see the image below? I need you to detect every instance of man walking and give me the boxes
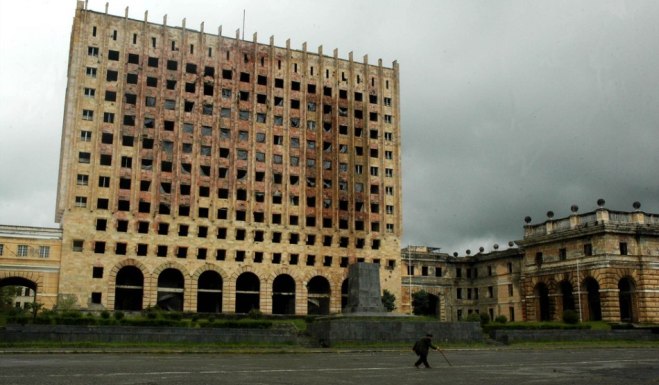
[413,333,438,368]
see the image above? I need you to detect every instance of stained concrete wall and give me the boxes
[307,318,483,346]
[490,328,659,344]
[0,324,298,344]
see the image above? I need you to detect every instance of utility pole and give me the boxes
[577,258,583,322]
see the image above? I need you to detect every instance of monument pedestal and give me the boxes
[343,262,386,314]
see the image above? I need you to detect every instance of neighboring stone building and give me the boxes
[0,225,62,309]
[402,202,659,324]
[401,245,523,322]
[52,2,402,314]
[517,202,659,323]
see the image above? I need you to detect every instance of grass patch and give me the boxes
[504,339,659,349]
[0,340,298,350]
[330,341,489,349]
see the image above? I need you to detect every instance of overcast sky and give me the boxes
[1,0,657,255]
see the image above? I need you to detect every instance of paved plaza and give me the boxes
[1,348,658,385]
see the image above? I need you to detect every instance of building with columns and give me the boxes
[402,202,659,324]
[517,201,659,323]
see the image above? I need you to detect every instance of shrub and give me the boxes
[200,319,273,329]
[146,310,158,319]
[465,313,481,323]
[248,309,263,319]
[163,312,183,321]
[411,290,431,316]
[61,310,82,318]
[479,313,490,326]
[33,315,54,325]
[100,310,110,319]
[381,290,396,312]
[113,311,125,320]
[494,315,508,324]
[562,310,579,324]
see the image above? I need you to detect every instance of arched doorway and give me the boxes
[307,276,330,315]
[0,277,37,310]
[618,277,636,323]
[197,271,222,313]
[428,293,440,318]
[560,280,575,311]
[341,279,349,310]
[584,277,602,321]
[157,268,184,311]
[115,266,143,311]
[235,272,260,313]
[272,274,296,315]
[535,282,551,321]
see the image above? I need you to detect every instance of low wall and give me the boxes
[490,329,659,344]
[0,324,299,344]
[307,317,483,347]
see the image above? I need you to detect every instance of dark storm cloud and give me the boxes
[0,0,657,253]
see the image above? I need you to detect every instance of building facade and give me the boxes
[401,245,523,322]
[402,203,659,324]
[0,225,62,309]
[517,203,659,323]
[52,2,402,314]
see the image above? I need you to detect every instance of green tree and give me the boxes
[381,290,396,312]
[412,290,431,315]
[24,301,44,321]
[0,286,22,310]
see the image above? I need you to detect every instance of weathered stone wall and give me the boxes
[0,324,298,344]
[307,318,483,346]
[491,328,659,344]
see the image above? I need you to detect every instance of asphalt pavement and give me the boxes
[1,348,658,385]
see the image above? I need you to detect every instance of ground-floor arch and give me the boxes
[341,279,349,310]
[428,293,440,318]
[197,270,222,313]
[157,268,184,311]
[272,274,296,315]
[0,276,37,309]
[584,277,602,321]
[618,277,637,323]
[534,282,551,321]
[235,272,260,313]
[114,266,144,311]
[307,276,330,315]
[559,280,575,312]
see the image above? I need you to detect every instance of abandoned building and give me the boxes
[403,202,659,324]
[1,3,658,325]
[48,1,403,314]
[517,201,659,324]
[0,225,62,310]
[401,245,524,321]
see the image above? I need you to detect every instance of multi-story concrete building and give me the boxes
[517,201,659,323]
[52,2,402,314]
[401,245,523,322]
[0,225,62,309]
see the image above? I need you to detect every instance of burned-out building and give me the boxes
[404,202,659,324]
[51,2,402,314]
[517,202,659,323]
[401,245,523,322]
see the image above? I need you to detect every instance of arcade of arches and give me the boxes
[525,273,642,323]
[110,264,348,315]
